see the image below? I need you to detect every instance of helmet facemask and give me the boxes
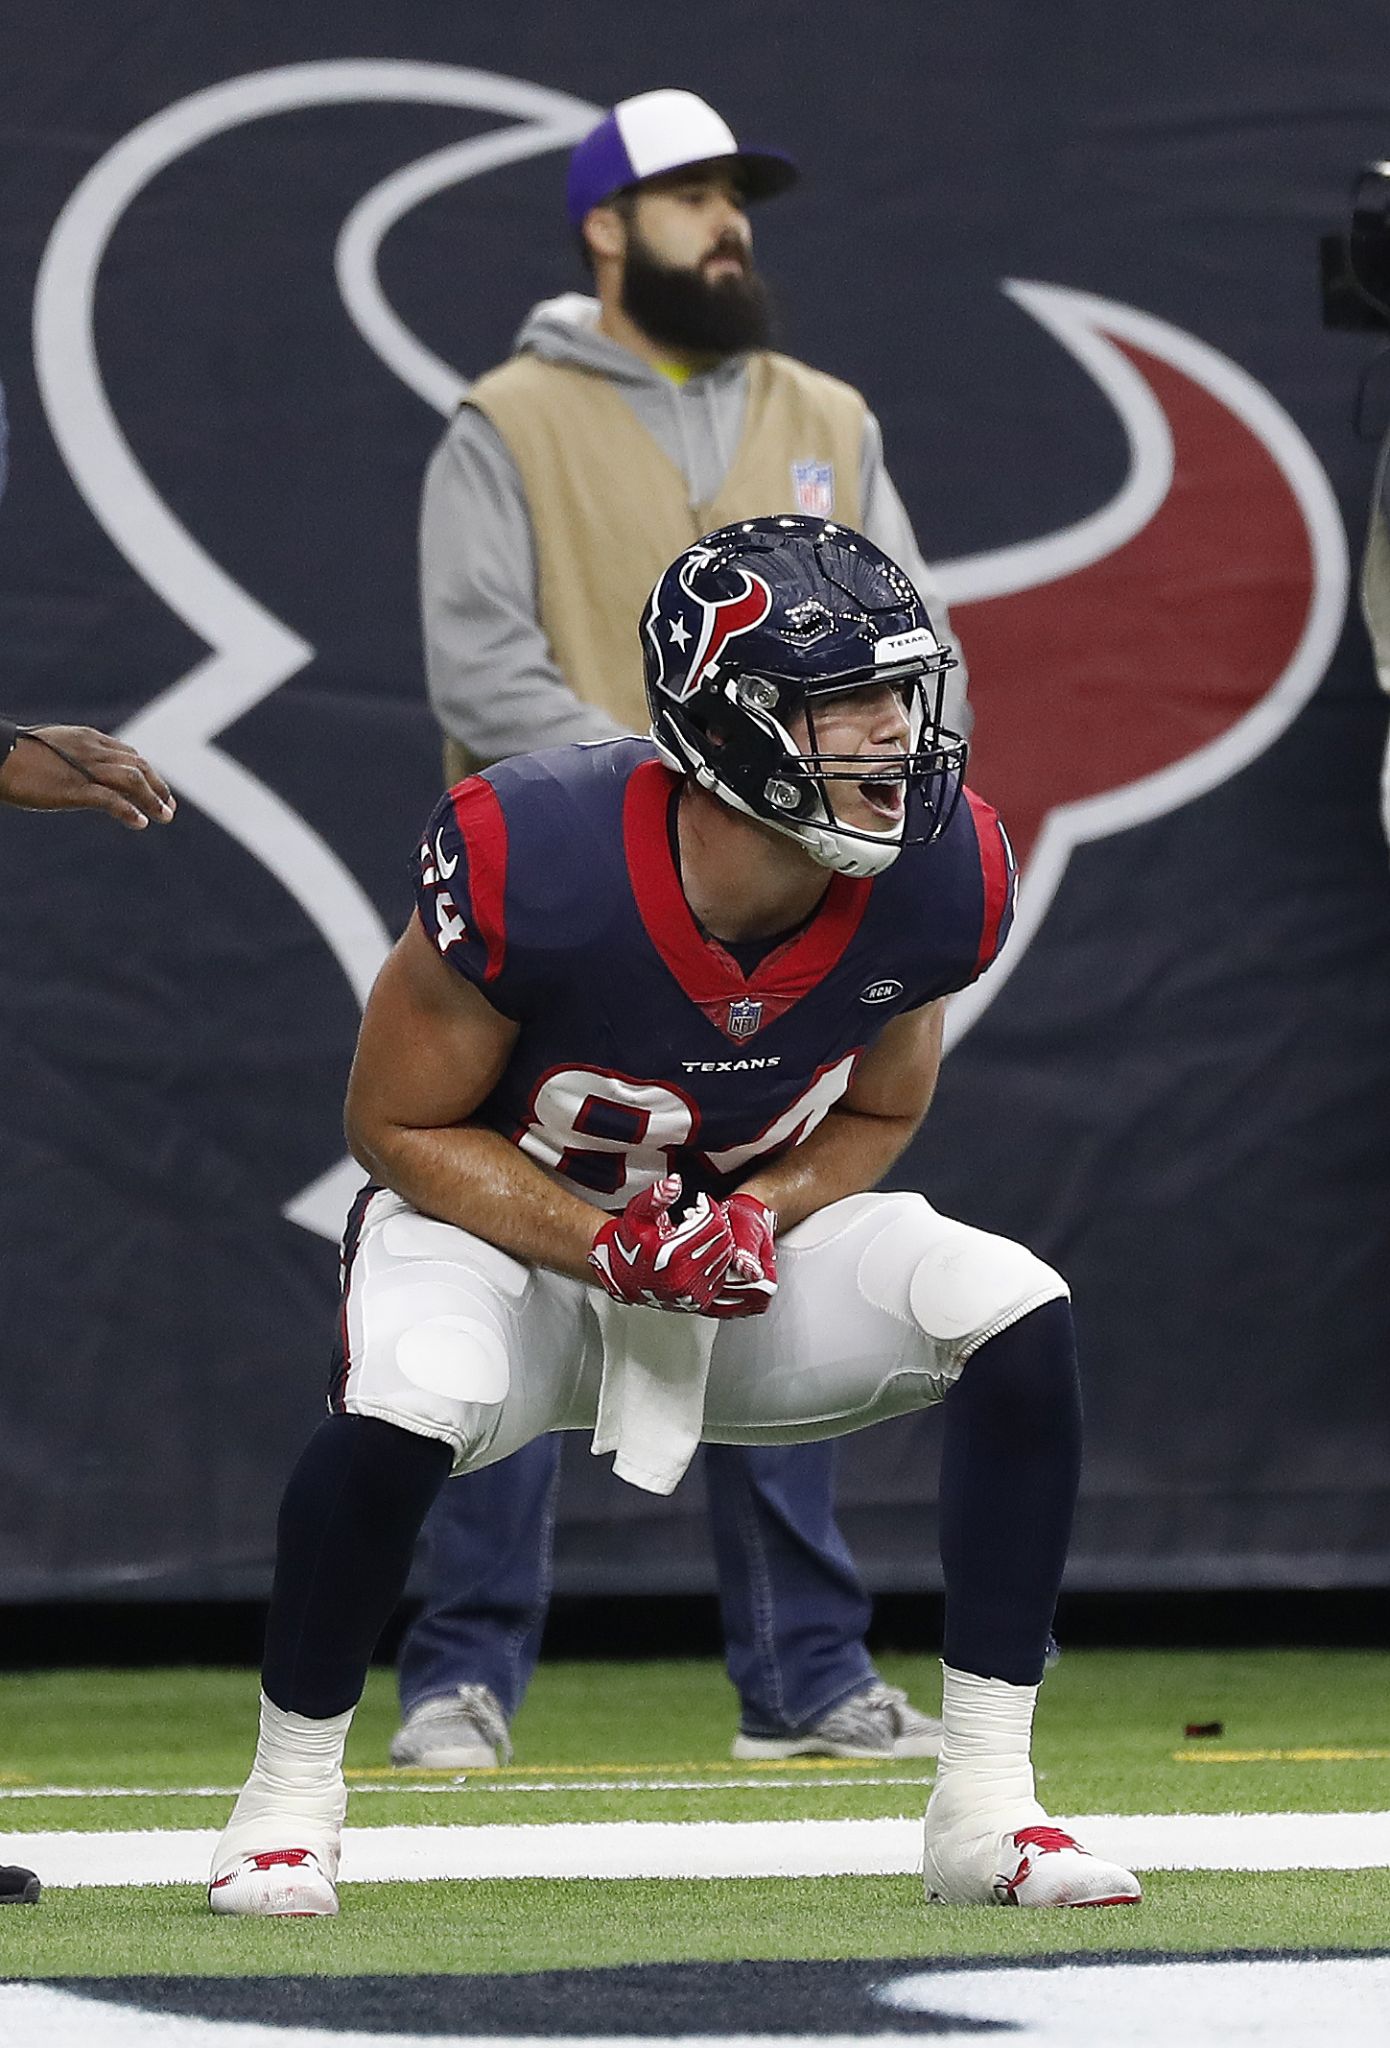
[660,642,965,878]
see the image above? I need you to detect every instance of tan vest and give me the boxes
[448,351,865,778]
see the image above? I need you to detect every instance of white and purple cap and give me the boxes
[567,89,798,228]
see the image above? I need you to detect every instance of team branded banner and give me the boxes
[1,1,1387,1597]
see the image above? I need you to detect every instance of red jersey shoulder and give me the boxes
[961,786,1017,980]
[872,780,1018,998]
[416,777,510,992]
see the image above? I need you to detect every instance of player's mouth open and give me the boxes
[858,773,905,822]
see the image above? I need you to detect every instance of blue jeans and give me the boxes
[397,1437,877,1734]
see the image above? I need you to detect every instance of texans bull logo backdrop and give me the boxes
[32,59,1348,1227]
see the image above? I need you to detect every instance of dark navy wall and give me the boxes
[1,1,1386,1595]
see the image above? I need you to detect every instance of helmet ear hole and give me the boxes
[696,697,740,751]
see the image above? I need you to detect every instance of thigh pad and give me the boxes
[791,1190,1067,1363]
[339,1193,593,1467]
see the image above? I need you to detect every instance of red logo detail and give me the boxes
[998,1827,1082,1903]
[679,566,774,697]
[954,327,1321,870]
[1013,1825,1082,1854]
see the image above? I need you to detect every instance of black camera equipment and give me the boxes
[1322,162,1390,332]
[1323,163,1390,439]
[1318,161,1383,329]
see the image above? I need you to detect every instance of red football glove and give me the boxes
[588,1174,735,1313]
[707,1192,779,1318]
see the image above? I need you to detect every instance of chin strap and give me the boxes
[796,820,903,878]
[655,726,904,877]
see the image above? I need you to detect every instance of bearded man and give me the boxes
[396,90,970,1775]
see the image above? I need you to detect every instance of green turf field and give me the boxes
[1,1648,1387,1976]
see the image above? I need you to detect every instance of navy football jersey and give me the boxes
[414,739,1015,1212]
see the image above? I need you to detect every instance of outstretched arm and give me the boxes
[0,723,175,829]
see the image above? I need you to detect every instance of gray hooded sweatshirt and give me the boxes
[420,294,969,764]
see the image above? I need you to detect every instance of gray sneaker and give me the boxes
[389,1684,513,1769]
[731,1680,942,1761]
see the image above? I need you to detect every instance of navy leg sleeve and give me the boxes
[262,1414,453,1719]
[938,1298,1082,1688]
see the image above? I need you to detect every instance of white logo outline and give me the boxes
[32,65,1348,1229]
[33,62,600,1237]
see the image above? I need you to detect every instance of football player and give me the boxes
[209,517,1140,1918]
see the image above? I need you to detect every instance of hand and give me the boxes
[588,1174,735,1313]
[708,1192,778,1318]
[0,725,176,829]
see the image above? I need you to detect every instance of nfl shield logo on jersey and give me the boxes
[727,997,764,1040]
[791,459,835,518]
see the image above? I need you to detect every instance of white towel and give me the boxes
[590,1296,719,1495]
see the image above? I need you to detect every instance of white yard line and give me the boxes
[9,1811,1390,1887]
[0,1775,931,1799]
[0,1786,239,1800]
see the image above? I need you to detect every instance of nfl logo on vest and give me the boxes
[791,460,834,518]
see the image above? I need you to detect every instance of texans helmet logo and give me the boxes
[651,555,775,702]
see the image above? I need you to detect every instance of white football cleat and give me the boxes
[208,1847,339,1917]
[208,1729,346,1919]
[924,1812,1142,1908]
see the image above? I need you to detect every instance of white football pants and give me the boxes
[335,1189,1068,1475]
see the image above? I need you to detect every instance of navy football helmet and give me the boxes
[641,517,965,877]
